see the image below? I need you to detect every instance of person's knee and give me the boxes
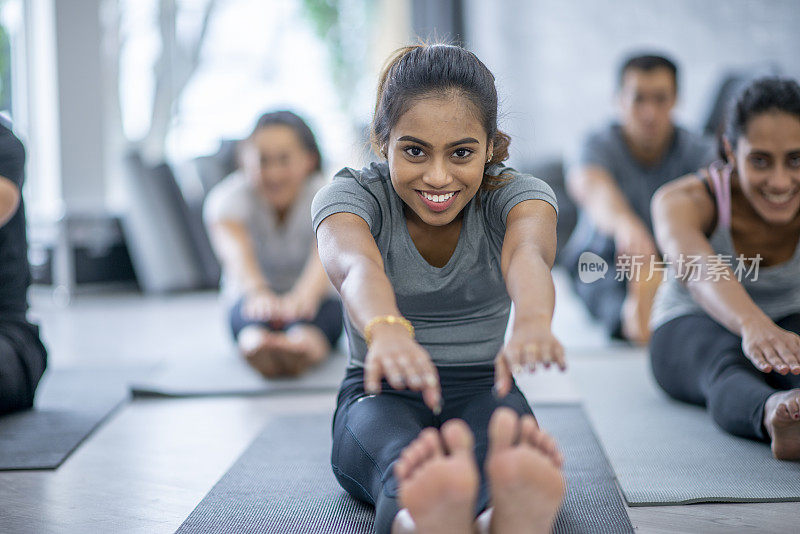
[0,330,46,414]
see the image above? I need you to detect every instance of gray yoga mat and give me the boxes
[131,352,583,404]
[570,354,800,506]
[0,367,137,470]
[130,352,348,397]
[177,407,632,534]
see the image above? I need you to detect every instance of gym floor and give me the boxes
[0,269,796,533]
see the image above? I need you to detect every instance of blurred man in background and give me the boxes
[563,54,716,343]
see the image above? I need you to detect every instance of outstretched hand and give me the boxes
[741,317,800,375]
[494,321,566,398]
[363,325,442,413]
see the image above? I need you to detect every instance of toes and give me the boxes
[489,407,520,453]
[521,415,563,467]
[396,428,442,481]
[441,419,475,454]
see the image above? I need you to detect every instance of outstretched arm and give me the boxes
[567,165,657,257]
[652,175,800,374]
[281,239,335,321]
[316,212,441,411]
[495,199,565,397]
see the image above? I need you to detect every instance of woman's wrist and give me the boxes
[511,310,552,330]
[364,315,415,347]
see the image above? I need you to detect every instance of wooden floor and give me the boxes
[0,271,797,533]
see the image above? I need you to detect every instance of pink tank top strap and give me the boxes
[708,160,732,229]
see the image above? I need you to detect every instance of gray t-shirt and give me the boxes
[311,162,558,368]
[204,171,324,300]
[564,122,716,264]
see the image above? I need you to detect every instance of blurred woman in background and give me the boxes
[204,111,342,378]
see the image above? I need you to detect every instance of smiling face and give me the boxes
[386,93,491,228]
[727,111,800,225]
[240,125,318,213]
[618,67,677,149]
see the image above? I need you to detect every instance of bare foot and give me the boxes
[486,408,565,534]
[286,324,331,366]
[763,389,800,460]
[239,327,305,378]
[394,419,479,534]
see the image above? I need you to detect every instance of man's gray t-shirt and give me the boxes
[564,123,716,264]
[311,162,558,368]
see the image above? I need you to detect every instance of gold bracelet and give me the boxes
[364,315,414,347]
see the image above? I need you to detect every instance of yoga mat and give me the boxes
[130,352,348,397]
[132,351,583,404]
[176,407,632,534]
[0,367,138,470]
[570,354,800,506]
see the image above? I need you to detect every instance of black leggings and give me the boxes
[650,312,800,441]
[0,319,47,415]
[228,296,343,347]
[331,364,534,534]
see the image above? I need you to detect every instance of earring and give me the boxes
[486,152,493,163]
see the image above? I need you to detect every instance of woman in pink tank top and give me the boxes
[649,77,800,460]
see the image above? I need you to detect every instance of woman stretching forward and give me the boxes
[313,44,566,533]
[650,77,800,460]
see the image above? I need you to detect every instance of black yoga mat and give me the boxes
[0,367,138,470]
[177,406,632,534]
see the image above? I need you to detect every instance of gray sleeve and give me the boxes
[574,130,612,170]
[202,175,250,226]
[484,170,559,235]
[311,169,382,235]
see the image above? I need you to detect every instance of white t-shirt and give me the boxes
[203,171,325,300]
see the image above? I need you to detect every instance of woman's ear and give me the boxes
[486,140,494,163]
[722,136,735,166]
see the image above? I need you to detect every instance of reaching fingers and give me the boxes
[494,352,513,398]
[522,342,544,371]
[552,341,567,371]
[504,345,524,375]
[381,356,406,389]
[364,358,384,394]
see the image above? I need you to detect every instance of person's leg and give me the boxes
[437,366,534,515]
[229,297,303,377]
[437,366,564,533]
[650,314,776,440]
[331,368,435,534]
[0,320,47,414]
[283,298,344,367]
[572,264,626,340]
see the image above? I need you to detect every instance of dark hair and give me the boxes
[719,77,800,162]
[618,54,678,92]
[371,43,511,190]
[244,110,322,172]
